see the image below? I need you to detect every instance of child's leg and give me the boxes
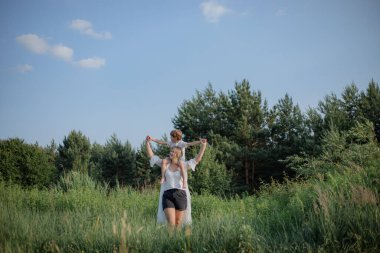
[179,160,187,189]
[160,158,168,184]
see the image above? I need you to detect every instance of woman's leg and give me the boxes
[164,207,176,231]
[175,210,185,227]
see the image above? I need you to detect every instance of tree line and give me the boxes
[0,79,379,195]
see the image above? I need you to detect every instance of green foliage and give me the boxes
[268,94,306,151]
[88,142,104,182]
[135,141,159,188]
[342,83,362,121]
[57,130,91,174]
[188,145,231,196]
[173,83,220,141]
[318,92,350,132]
[360,79,380,142]
[173,79,380,192]
[2,79,380,197]
[173,80,267,191]
[100,134,136,187]
[209,133,245,190]
[265,93,313,179]
[0,138,56,188]
[0,145,379,252]
[55,170,100,192]
[304,107,324,154]
[287,120,380,178]
[318,81,380,143]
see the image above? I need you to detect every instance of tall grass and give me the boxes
[1,161,379,252]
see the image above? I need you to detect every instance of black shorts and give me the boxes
[162,189,187,211]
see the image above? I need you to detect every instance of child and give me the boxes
[150,129,202,189]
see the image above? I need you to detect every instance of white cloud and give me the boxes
[16,34,74,62]
[276,8,287,16]
[70,19,112,40]
[70,19,92,30]
[16,34,49,54]
[14,64,33,73]
[16,33,105,70]
[76,57,105,69]
[50,44,73,62]
[200,0,231,23]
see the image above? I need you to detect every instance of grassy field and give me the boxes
[1,160,379,253]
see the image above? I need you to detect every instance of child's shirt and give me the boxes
[167,140,188,160]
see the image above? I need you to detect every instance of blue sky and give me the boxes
[1,0,379,148]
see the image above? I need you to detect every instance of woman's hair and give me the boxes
[170,147,183,161]
[170,129,182,141]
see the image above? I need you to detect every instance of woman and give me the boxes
[146,136,207,228]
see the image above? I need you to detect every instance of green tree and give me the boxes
[173,84,219,141]
[316,81,380,143]
[44,139,59,182]
[88,142,104,182]
[0,138,56,188]
[265,94,310,179]
[135,141,159,188]
[187,145,231,196]
[172,79,379,192]
[342,83,362,121]
[228,80,265,188]
[173,80,266,186]
[173,80,267,191]
[100,134,136,187]
[268,94,307,152]
[318,83,365,134]
[209,133,244,193]
[318,93,350,132]
[360,79,380,142]
[304,107,324,154]
[57,130,91,174]
[288,120,379,178]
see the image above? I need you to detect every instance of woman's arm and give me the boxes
[194,139,207,164]
[186,139,202,147]
[146,136,155,158]
[149,136,168,145]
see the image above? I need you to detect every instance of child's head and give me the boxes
[170,129,182,143]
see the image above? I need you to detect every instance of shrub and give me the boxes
[0,138,56,188]
[287,121,380,178]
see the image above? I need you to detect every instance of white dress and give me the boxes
[150,155,197,225]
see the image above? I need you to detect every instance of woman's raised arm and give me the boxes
[146,136,154,158]
[194,139,207,164]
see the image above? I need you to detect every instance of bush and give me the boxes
[188,145,231,196]
[55,171,99,192]
[0,138,56,188]
[287,121,380,178]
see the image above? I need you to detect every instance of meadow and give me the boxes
[1,159,379,253]
[2,81,380,252]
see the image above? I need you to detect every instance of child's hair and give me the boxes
[170,129,182,141]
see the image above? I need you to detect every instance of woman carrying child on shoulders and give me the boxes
[149,129,203,189]
[146,134,207,228]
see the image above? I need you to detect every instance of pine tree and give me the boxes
[57,130,91,174]
[135,141,159,188]
[100,134,136,187]
[360,79,380,142]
